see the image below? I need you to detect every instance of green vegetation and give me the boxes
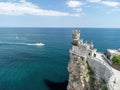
[72,75,78,81]
[88,66,94,75]
[101,83,108,90]
[112,55,120,66]
[86,63,94,75]
[101,80,108,90]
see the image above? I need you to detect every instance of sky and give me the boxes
[0,0,120,27]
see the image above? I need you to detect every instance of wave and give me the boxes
[0,42,45,46]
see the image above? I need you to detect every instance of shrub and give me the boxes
[112,55,120,66]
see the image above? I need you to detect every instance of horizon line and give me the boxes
[0,27,120,28]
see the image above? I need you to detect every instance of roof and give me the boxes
[107,49,120,55]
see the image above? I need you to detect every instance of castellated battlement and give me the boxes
[67,29,120,90]
[71,30,97,60]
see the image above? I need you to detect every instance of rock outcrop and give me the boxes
[67,53,108,90]
[67,54,90,90]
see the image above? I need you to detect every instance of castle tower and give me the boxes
[72,30,80,46]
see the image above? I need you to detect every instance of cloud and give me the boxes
[67,0,83,8]
[20,0,26,3]
[88,0,120,8]
[66,0,83,13]
[88,0,101,3]
[88,0,120,7]
[76,8,82,12]
[101,1,120,7]
[0,0,76,16]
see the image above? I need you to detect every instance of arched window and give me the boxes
[89,53,91,56]
[94,53,96,57]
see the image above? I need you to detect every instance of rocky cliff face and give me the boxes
[67,54,108,90]
[67,54,90,90]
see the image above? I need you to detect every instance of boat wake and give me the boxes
[0,42,45,46]
[27,43,45,46]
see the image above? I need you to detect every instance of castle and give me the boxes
[67,30,120,90]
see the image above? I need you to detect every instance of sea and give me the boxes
[0,28,120,90]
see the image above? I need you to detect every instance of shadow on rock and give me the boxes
[44,79,68,90]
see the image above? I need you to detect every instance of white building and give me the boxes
[105,49,120,60]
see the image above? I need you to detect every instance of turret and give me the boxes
[72,30,80,46]
[90,42,94,49]
[72,30,80,40]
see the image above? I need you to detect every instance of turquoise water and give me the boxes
[0,28,120,90]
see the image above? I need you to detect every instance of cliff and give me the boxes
[67,53,107,90]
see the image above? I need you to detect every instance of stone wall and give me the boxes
[87,57,112,81]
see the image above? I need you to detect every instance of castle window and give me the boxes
[94,53,96,57]
[81,57,84,61]
[89,53,91,56]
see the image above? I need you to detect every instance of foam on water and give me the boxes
[0,42,45,46]
[27,43,45,46]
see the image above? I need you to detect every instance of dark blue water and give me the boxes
[0,28,120,90]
